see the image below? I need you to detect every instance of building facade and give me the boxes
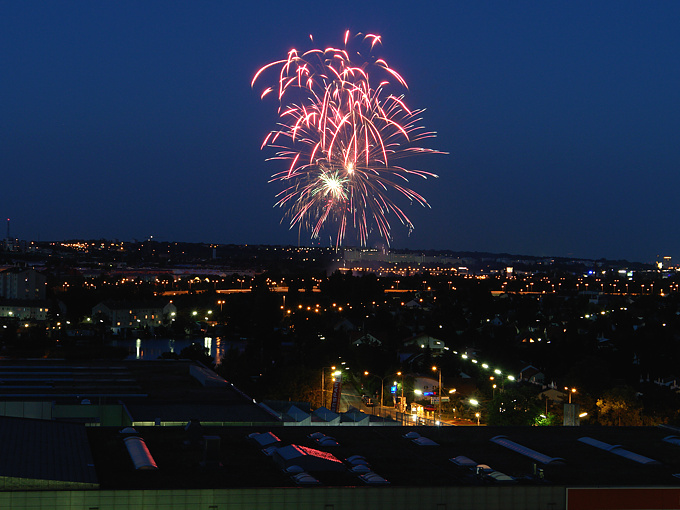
[0,268,46,300]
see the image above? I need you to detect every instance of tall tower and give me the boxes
[6,218,9,240]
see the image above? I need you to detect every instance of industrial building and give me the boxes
[0,360,679,509]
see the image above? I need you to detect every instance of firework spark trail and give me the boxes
[253,31,445,246]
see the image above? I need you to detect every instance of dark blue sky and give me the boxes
[2,1,679,262]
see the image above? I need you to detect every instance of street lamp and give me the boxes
[396,371,404,411]
[364,371,386,413]
[321,366,336,408]
[432,365,442,424]
[565,387,577,404]
[470,398,480,425]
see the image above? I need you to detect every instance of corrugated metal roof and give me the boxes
[84,425,680,489]
[0,416,98,485]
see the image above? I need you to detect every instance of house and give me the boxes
[92,299,177,334]
[405,299,422,309]
[0,299,50,320]
[519,365,545,385]
[539,387,570,404]
[403,334,446,353]
[351,332,382,347]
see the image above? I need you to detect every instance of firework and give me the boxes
[253,30,444,246]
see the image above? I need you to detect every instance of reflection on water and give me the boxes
[110,336,229,362]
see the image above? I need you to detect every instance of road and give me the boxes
[336,377,479,426]
[338,382,421,425]
[338,379,399,419]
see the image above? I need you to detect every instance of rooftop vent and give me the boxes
[346,455,369,466]
[123,436,158,470]
[663,435,680,447]
[449,456,477,468]
[291,472,320,485]
[412,436,439,446]
[490,435,565,465]
[350,464,371,474]
[486,471,516,484]
[578,436,660,465]
[262,446,279,456]
[475,464,493,475]
[359,472,390,485]
[318,437,339,447]
[249,431,281,447]
[308,432,339,446]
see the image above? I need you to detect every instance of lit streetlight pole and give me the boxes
[321,366,336,408]
[432,366,442,424]
[397,371,404,411]
[470,398,480,426]
[563,387,579,426]
[565,387,576,404]
[364,371,386,414]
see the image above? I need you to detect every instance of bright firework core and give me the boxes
[253,31,445,246]
[318,171,347,200]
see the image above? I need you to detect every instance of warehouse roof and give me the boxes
[86,424,680,490]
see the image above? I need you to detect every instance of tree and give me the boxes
[596,386,643,426]
[257,364,322,408]
[486,386,542,426]
[534,412,560,426]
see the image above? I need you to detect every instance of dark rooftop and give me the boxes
[87,424,680,490]
[0,359,277,424]
[0,416,98,490]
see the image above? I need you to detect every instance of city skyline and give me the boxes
[2,2,679,263]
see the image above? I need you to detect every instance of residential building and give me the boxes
[0,268,46,300]
[92,299,177,333]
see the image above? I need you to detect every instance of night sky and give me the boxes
[2,1,679,263]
